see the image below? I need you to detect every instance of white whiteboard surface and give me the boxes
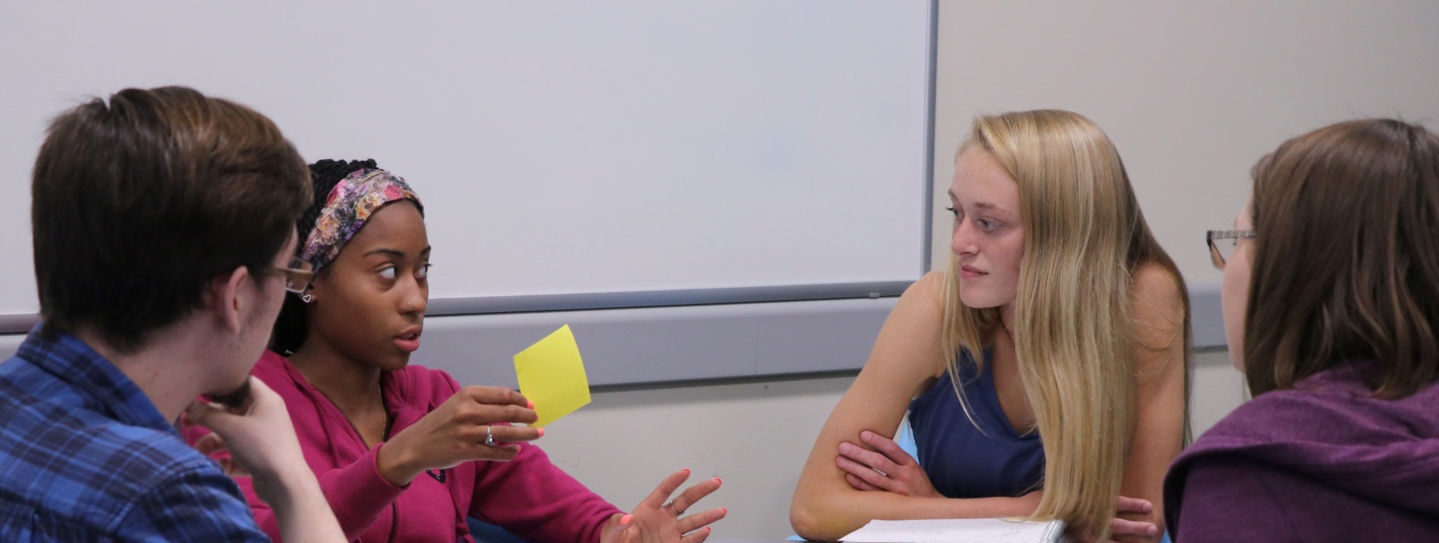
[0,1,933,316]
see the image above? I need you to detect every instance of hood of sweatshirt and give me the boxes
[1169,360,1439,517]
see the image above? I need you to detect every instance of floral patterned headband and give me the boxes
[300,168,422,272]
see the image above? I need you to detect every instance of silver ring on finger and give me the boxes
[872,466,889,477]
[485,425,496,447]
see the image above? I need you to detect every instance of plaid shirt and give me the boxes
[0,327,268,542]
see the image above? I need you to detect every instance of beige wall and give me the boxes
[928,1,1439,283]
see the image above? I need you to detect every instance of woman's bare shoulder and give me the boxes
[1129,262,1186,365]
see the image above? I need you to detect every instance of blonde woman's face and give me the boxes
[949,147,1024,311]
[1222,193,1256,371]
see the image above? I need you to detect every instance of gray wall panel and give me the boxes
[1189,283,1225,350]
[0,286,1222,383]
[411,298,898,388]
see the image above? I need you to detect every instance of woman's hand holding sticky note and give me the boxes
[514,324,591,427]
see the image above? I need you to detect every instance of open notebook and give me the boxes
[840,518,1066,543]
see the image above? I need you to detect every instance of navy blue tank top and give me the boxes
[907,348,1045,498]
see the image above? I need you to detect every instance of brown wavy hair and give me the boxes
[32,86,311,352]
[1245,118,1439,398]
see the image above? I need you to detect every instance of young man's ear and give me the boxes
[207,266,251,335]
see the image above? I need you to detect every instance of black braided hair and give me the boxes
[269,158,380,355]
[298,158,378,240]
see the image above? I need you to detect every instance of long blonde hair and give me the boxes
[940,110,1190,540]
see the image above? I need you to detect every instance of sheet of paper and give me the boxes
[840,518,1066,543]
[513,324,591,427]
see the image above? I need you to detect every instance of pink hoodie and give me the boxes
[184,350,621,542]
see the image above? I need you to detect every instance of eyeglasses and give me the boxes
[272,257,314,295]
[1206,229,1256,269]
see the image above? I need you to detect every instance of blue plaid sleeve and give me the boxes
[116,466,270,542]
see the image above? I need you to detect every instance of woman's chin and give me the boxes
[365,350,413,373]
[958,291,1004,310]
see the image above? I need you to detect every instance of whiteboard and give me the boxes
[0,1,934,316]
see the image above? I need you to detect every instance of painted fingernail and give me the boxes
[705,527,712,533]
[621,514,633,525]
[528,400,535,409]
[720,507,728,515]
[537,428,545,437]
[714,477,722,485]
[683,468,691,474]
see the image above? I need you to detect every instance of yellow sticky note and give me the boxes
[514,325,591,427]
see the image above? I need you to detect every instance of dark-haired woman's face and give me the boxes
[305,202,429,371]
[1222,193,1255,371]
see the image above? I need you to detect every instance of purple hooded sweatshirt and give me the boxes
[1164,361,1439,542]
